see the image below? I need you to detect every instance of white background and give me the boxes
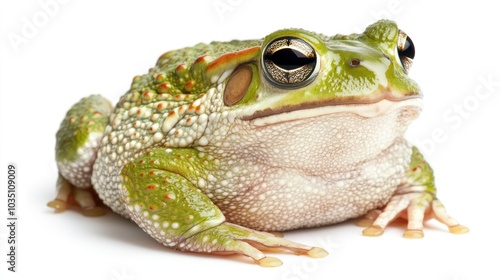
[1,0,499,279]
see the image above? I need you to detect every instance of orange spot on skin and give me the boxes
[195,105,205,114]
[194,55,209,65]
[145,185,156,191]
[155,74,165,82]
[157,103,165,110]
[184,80,195,91]
[136,109,142,115]
[149,205,157,211]
[149,171,156,175]
[159,82,171,93]
[168,111,176,117]
[140,173,146,177]
[93,111,102,116]
[69,117,76,124]
[176,64,187,72]
[164,193,174,200]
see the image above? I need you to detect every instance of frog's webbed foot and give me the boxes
[357,147,468,238]
[47,174,106,217]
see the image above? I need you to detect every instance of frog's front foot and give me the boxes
[357,147,468,238]
[358,194,469,238]
[47,174,106,217]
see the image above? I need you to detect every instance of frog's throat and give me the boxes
[247,98,423,127]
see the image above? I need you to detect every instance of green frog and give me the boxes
[48,20,468,267]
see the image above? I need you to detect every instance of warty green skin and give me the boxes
[53,20,468,265]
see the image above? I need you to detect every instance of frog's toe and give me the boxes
[307,247,329,258]
[356,209,382,228]
[47,199,68,212]
[448,225,469,234]
[255,248,326,266]
[362,225,385,237]
[47,175,72,213]
[81,206,106,217]
[431,200,469,234]
[74,188,106,217]
[257,256,283,267]
[403,229,424,239]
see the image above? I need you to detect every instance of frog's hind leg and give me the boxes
[120,147,328,266]
[359,146,469,238]
[48,95,112,217]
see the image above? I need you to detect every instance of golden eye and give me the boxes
[397,30,415,72]
[262,37,319,88]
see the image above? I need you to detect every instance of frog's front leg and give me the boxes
[120,148,327,266]
[358,146,469,238]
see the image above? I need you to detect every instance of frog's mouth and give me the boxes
[245,97,423,127]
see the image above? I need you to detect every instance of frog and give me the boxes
[48,19,468,267]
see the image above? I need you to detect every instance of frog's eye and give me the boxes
[397,30,415,72]
[262,37,319,88]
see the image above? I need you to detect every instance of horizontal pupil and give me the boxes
[268,48,315,70]
[400,37,415,59]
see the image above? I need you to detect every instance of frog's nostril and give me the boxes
[349,58,361,67]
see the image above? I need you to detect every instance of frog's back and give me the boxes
[91,39,261,215]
